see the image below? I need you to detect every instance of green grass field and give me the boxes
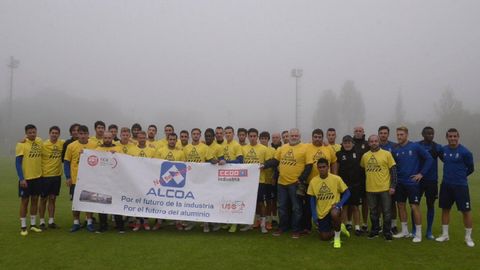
[0,157,479,270]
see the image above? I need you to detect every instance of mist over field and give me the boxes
[1,0,479,155]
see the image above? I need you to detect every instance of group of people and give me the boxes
[15,121,475,248]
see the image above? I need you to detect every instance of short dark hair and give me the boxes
[191,128,201,134]
[205,128,215,136]
[259,131,270,139]
[24,124,36,133]
[137,131,147,136]
[327,128,336,132]
[49,126,60,133]
[281,130,289,135]
[317,158,329,166]
[215,126,223,131]
[131,123,142,131]
[312,128,324,137]
[168,133,178,139]
[148,124,157,131]
[225,126,234,132]
[108,124,118,130]
[181,130,190,135]
[78,125,89,133]
[164,124,174,131]
[94,121,106,129]
[247,128,258,135]
[378,125,390,133]
[446,128,459,137]
[422,126,434,134]
[237,128,247,134]
[69,123,80,133]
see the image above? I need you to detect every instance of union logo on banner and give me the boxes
[160,162,187,188]
[87,155,99,166]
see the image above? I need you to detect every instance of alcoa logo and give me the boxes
[160,162,187,188]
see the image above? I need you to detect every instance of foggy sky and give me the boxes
[1,0,479,139]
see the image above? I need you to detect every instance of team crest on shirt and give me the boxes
[317,182,334,200]
[342,155,347,161]
[281,149,297,166]
[353,153,357,159]
[365,155,381,172]
[28,142,42,158]
[245,148,259,163]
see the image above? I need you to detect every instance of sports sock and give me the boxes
[415,225,422,237]
[442,225,449,236]
[87,218,93,225]
[20,218,27,228]
[355,225,360,230]
[334,231,341,239]
[465,228,473,239]
[391,219,397,228]
[260,217,266,227]
[427,208,434,234]
[49,217,54,224]
[73,219,80,225]
[30,215,36,226]
[401,222,408,234]
[40,218,45,225]
[347,220,352,226]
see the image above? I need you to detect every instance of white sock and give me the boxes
[355,225,360,230]
[415,225,422,237]
[391,219,397,228]
[73,219,80,225]
[362,223,368,227]
[465,228,473,239]
[334,230,341,239]
[347,220,352,225]
[260,217,266,227]
[442,224,449,236]
[87,218,93,225]
[40,218,45,225]
[20,218,27,228]
[401,222,408,234]
[48,217,54,224]
[30,215,36,226]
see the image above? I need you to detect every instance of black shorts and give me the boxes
[40,176,62,197]
[346,185,361,206]
[419,181,438,202]
[257,183,270,203]
[439,183,471,212]
[70,184,76,201]
[18,178,42,198]
[394,183,421,205]
[317,214,333,233]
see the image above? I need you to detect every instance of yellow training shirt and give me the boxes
[135,146,156,158]
[330,143,341,153]
[89,136,103,147]
[307,173,348,219]
[360,149,396,192]
[155,147,186,162]
[42,139,65,177]
[222,140,243,162]
[275,143,310,185]
[242,144,272,183]
[114,142,137,156]
[15,137,43,180]
[183,143,214,162]
[64,140,97,184]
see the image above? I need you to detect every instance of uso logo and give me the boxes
[87,155,99,166]
[218,169,248,177]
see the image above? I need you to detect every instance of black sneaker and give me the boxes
[39,223,47,230]
[385,234,393,241]
[361,225,368,233]
[355,229,362,236]
[346,224,353,231]
[48,223,59,229]
[368,231,379,239]
[391,226,398,235]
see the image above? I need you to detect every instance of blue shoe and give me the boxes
[86,224,95,232]
[426,233,435,240]
[70,224,81,232]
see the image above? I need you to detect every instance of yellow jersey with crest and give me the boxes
[305,144,337,183]
[41,139,65,177]
[275,143,310,185]
[307,173,348,219]
[360,149,396,192]
[207,143,224,159]
[89,136,103,148]
[114,142,137,156]
[183,143,214,162]
[15,137,43,180]
[155,147,186,162]
[64,140,97,184]
[242,144,272,183]
[222,140,243,162]
[135,146,156,158]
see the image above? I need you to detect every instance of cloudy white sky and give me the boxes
[1,0,479,137]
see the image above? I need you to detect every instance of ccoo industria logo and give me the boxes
[159,162,187,188]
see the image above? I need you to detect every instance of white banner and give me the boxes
[72,150,260,224]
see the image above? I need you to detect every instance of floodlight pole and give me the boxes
[291,68,303,130]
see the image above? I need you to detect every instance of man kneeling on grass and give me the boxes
[307,158,351,248]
